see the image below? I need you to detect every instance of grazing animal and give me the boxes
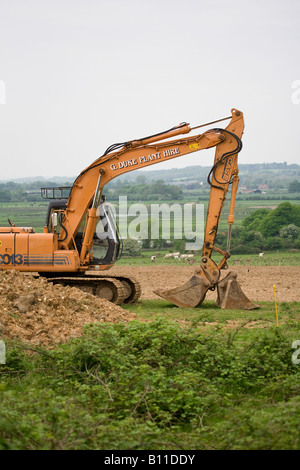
[151,256,156,262]
[164,252,180,259]
[259,252,264,259]
[180,254,194,260]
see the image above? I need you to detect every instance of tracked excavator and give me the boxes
[0,108,258,310]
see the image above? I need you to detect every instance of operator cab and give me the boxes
[91,202,121,266]
[41,187,121,266]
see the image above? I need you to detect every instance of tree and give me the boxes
[0,190,11,202]
[258,203,300,237]
[264,236,283,250]
[288,180,300,193]
[242,209,270,232]
[121,239,141,257]
[279,224,300,241]
[173,239,186,252]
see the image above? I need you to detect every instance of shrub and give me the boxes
[121,239,142,257]
[1,320,300,449]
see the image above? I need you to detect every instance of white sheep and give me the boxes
[151,256,156,262]
[180,254,194,260]
[259,252,264,259]
[164,252,180,259]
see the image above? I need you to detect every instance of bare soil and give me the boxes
[108,265,300,303]
[0,270,137,347]
[1,265,299,347]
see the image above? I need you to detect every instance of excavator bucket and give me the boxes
[216,271,259,310]
[154,270,259,310]
[153,275,211,308]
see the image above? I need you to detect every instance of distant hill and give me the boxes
[107,162,300,191]
[1,163,299,191]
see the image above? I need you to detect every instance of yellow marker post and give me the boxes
[273,285,279,327]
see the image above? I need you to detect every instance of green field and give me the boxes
[118,250,300,267]
[123,298,300,326]
[0,202,48,232]
[1,198,300,234]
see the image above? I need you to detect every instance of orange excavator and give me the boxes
[0,108,258,309]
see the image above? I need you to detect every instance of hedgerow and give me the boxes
[1,318,300,449]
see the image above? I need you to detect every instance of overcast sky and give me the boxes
[0,0,299,180]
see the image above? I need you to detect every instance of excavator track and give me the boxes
[87,274,142,304]
[109,275,142,304]
[40,274,142,305]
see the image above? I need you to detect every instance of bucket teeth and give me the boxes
[216,271,259,310]
[153,275,211,308]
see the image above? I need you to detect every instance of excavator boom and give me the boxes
[0,108,258,309]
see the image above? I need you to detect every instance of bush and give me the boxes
[280,224,300,241]
[121,239,142,257]
[288,180,300,192]
[294,237,300,249]
[260,203,300,237]
[1,320,300,449]
[264,236,283,250]
[242,203,300,238]
[242,208,270,231]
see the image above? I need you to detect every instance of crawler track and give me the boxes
[42,274,142,305]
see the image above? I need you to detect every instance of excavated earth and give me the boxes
[1,265,299,347]
[0,270,137,347]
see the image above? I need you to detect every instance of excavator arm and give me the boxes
[54,107,257,310]
[0,108,258,309]
[60,109,243,263]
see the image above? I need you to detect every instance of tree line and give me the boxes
[216,202,300,254]
[0,180,73,202]
[0,160,300,202]
[0,180,184,203]
[122,202,300,256]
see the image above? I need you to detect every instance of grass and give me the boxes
[118,250,300,266]
[122,299,300,328]
[0,202,48,232]
[1,197,300,234]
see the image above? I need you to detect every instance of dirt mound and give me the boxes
[0,271,137,347]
